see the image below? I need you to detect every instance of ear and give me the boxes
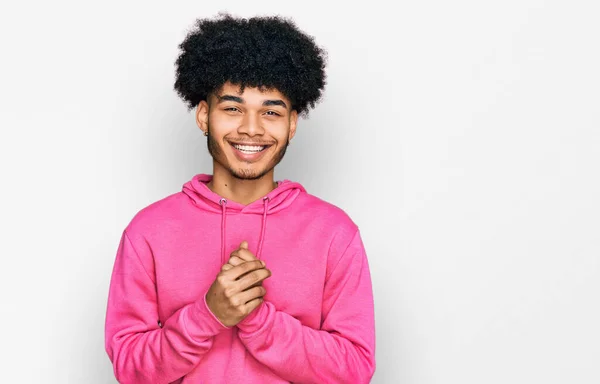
[288,109,298,142]
[195,100,209,134]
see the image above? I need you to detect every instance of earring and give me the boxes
[204,130,208,136]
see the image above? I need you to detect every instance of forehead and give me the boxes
[213,82,289,104]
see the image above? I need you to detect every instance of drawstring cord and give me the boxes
[218,196,270,264]
[219,198,227,264]
[257,196,270,260]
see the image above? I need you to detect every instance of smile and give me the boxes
[231,143,269,153]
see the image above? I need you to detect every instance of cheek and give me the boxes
[210,113,240,132]
[266,120,290,138]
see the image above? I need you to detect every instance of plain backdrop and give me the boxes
[1,0,599,383]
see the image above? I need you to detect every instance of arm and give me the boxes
[104,230,230,384]
[236,229,376,384]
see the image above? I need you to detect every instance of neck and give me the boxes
[207,165,277,206]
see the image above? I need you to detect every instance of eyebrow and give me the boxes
[216,94,287,108]
[263,99,287,108]
[217,95,244,104]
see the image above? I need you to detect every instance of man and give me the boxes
[105,13,375,384]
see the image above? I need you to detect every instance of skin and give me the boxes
[196,81,298,205]
[204,255,271,327]
[201,81,298,326]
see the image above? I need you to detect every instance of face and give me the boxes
[196,82,298,181]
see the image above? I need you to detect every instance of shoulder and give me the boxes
[294,191,367,278]
[124,191,191,238]
[298,191,356,224]
[295,190,359,244]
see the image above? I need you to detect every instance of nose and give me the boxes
[238,112,264,136]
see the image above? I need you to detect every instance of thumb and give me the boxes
[240,240,249,250]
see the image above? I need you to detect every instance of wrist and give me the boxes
[202,293,231,329]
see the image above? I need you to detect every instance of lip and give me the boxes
[229,142,271,146]
[229,142,271,162]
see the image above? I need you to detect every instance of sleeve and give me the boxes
[236,229,376,384]
[104,230,230,384]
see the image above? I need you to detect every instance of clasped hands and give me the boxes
[205,241,271,327]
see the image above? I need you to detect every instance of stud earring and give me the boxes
[204,130,208,136]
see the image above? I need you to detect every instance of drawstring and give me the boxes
[218,196,270,264]
[219,198,227,264]
[257,196,270,260]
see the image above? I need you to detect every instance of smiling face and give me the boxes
[196,82,298,181]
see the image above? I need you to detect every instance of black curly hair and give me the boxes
[174,13,327,117]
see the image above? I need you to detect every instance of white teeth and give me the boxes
[233,144,266,153]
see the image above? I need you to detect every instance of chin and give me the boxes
[229,167,271,180]
[231,158,277,179]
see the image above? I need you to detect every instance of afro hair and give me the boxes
[174,13,327,117]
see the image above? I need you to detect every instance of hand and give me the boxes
[222,241,265,291]
[205,248,271,327]
[222,241,260,271]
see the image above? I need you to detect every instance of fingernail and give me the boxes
[261,261,265,267]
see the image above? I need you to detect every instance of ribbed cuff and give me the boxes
[237,300,272,337]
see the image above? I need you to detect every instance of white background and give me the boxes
[1,1,599,383]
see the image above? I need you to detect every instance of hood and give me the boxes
[182,173,306,263]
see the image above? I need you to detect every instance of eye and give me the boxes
[265,110,281,116]
[224,107,240,113]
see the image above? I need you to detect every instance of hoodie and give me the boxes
[105,174,376,383]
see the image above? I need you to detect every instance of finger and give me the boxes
[228,240,249,258]
[232,286,266,306]
[235,268,271,291]
[227,255,245,267]
[221,263,234,272]
[230,247,257,262]
[242,297,264,316]
[236,248,259,262]
[224,260,265,280]
[245,280,264,289]
[235,261,265,287]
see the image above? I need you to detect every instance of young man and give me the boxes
[105,14,376,383]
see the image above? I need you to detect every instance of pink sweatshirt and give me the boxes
[105,173,376,383]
